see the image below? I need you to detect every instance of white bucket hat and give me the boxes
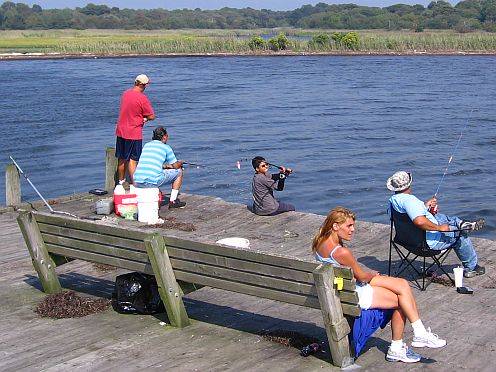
[386,171,412,192]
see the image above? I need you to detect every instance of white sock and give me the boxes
[411,319,427,337]
[119,179,125,185]
[390,339,404,352]
[170,189,179,202]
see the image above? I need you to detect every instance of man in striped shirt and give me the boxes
[133,127,186,209]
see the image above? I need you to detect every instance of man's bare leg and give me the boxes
[128,159,138,184]
[169,170,184,207]
[117,159,127,182]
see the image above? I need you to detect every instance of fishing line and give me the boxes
[9,156,78,218]
[433,109,476,198]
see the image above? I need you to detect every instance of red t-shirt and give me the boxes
[115,88,154,140]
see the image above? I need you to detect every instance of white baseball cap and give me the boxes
[135,74,150,85]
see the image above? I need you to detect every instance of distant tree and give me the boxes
[1,1,16,11]
[80,3,111,17]
[480,0,496,23]
[32,4,43,13]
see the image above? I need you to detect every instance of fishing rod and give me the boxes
[433,109,475,198]
[235,158,289,172]
[9,156,78,218]
[182,161,206,169]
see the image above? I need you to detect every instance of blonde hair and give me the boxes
[311,206,356,252]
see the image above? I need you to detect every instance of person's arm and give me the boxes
[333,247,379,283]
[170,160,184,169]
[413,216,450,232]
[270,173,286,191]
[141,96,155,122]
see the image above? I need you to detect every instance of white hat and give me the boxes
[386,171,412,192]
[135,74,150,85]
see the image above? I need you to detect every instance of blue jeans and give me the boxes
[430,213,478,270]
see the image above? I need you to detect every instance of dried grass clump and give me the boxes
[259,329,319,348]
[35,291,110,318]
[141,216,196,232]
[92,263,117,272]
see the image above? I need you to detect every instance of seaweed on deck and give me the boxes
[259,329,320,348]
[141,216,196,232]
[35,291,110,318]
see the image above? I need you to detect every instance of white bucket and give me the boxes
[136,187,160,224]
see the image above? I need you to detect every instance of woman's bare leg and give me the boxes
[391,309,406,341]
[369,286,406,341]
[370,276,419,323]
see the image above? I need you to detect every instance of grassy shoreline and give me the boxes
[2,29,496,58]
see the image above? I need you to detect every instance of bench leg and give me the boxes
[313,264,354,368]
[145,234,190,328]
[17,211,62,294]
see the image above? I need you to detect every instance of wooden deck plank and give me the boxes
[1,192,496,371]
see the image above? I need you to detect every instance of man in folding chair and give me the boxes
[387,171,485,279]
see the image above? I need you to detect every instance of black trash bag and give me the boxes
[111,272,164,314]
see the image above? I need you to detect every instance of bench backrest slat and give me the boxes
[45,243,153,275]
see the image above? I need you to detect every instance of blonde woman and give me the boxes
[312,207,446,363]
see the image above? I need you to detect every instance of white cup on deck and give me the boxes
[453,267,464,288]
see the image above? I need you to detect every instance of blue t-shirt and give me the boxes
[133,140,177,185]
[389,193,440,247]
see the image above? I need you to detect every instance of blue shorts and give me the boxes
[115,137,142,161]
[135,169,181,188]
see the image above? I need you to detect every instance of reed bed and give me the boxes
[1,29,496,55]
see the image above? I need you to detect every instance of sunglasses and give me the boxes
[260,163,270,168]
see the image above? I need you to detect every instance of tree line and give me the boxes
[1,1,496,32]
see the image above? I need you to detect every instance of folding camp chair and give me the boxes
[388,204,460,291]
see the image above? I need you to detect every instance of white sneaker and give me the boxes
[411,327,447,348]
[386,344,421,363]
[458,218,485,232]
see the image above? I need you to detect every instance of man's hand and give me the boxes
[279,166,292,175]
[425,197,437,209]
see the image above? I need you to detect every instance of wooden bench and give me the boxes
[17,211,361,368]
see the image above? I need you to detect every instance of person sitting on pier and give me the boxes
[251,156,295,216]
[387,171,485,278]
[313,207,447,363]
[133,126,186,209]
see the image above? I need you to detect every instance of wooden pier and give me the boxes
[1,189,496,371]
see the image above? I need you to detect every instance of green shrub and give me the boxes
[331,32,345,42]
[415,23,424,32]
[332,31,359,50]
[268,32,289,51]
[248,35,266,50]
[341,32,359,50]
[311,33,330,45]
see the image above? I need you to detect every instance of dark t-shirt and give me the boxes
[252,172,282,215]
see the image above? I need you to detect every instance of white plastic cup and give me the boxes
[453,267,464,288]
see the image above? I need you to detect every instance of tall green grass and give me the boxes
[1,29,496,55]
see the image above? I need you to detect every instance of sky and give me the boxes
[5,1,459,11]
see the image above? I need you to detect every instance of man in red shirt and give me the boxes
[115,74,155,184]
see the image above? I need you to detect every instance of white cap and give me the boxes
[135,74,150,85]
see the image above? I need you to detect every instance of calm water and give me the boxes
[0,56,494,239]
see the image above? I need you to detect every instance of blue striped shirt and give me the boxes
[133,140,177,185]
